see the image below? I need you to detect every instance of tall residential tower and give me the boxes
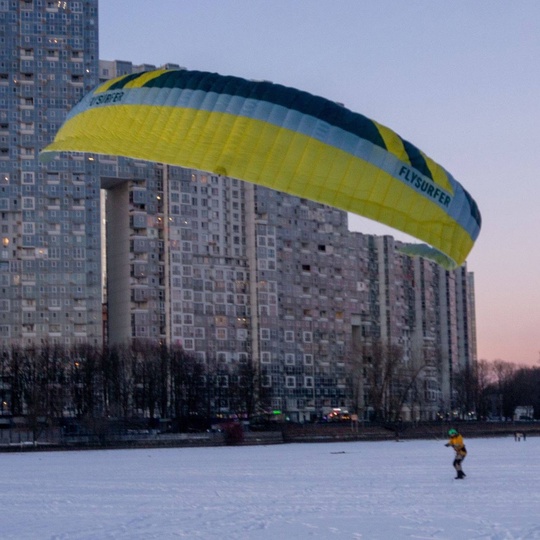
[1,0,102,348]
[0,3,477,421]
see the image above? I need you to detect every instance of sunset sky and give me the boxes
[99,1,540,366]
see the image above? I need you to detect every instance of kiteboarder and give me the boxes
[445,428,467,479]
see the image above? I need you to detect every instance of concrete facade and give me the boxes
[95,73,477,418]
[1,5,477,421]
[0,0,102,348]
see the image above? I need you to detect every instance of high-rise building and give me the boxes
[96,57,477,419]
[101,152,367,420]
[1,2,477,422]
[0,0,102,348]
[352,235,477,419]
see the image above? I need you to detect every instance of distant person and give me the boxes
[445,428,467,479]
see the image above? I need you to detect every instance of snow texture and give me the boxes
[1,436,539,539]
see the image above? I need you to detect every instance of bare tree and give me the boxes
[346,345,365,420]
[132,340,162,421]
[362,341,404,422]
[169,347,207,430]
[359,339,433,424]
[453,364,476,419]
[473,359,493,419]
[1,345,24,416]
[503,365,538,420]
[19,345,56,442]
[0,347,9,416]
[492,360,518,419]
[227,358,258,419]
[99,344,135,419]
[69,343,103,418]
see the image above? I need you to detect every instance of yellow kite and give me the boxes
[42,68,481,269]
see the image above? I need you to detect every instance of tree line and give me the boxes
[0,343,537,438]
[470,359,540,421]
[0,341,260,436]
[355,345,540,423]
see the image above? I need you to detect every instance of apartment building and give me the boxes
[98,87,477,420]
[102,154,368,420]
[0,0,102,348]
[0,2,477,421]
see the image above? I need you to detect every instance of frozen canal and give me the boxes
[1,435,539,539]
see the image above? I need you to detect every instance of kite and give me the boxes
[41,68,481,269]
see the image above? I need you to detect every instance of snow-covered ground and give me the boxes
[1,435,539,539]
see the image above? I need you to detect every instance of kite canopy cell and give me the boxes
[41,68,481,269]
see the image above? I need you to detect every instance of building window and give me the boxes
[22,171,34,184]
[236,328,247,340]
[22,197,34,209]
[194,327,205,339]
[22,222,34,234]
[216,328,227,340]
